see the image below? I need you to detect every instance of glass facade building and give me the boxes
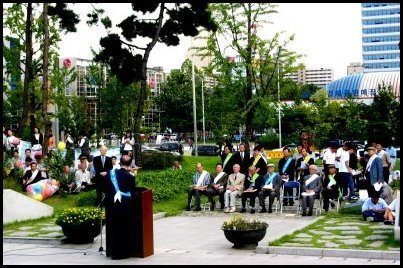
[361,3,400,72]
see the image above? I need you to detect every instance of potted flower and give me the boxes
[222,215,268,248]
[56,208,103,244]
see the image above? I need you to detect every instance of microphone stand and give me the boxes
[84,195,106,257]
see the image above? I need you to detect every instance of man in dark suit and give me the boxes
[207,163,228,210]
[233,143,250,177]
[93,146,113,206]
[105,154,136,260]
[221,145,236,175]
[278,147,296,206]
[21,162,43,192]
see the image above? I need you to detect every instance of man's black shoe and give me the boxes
[240,208,246,213]
[220,204,225,210]
[289,202,294,206]
[210,201,216,211]
[194,206,201,211]
[302,212,307,216]
[250,209,255,214]
[268,208,273,213]
[330,203,335,208]
[260,209,267,213]
[307,211,313,216]
[185,207,191,211]
[282,203,288,207]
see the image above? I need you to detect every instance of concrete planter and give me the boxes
[222,226,268,249]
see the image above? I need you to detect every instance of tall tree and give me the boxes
[195,3,300,150]
[93,3,216,140]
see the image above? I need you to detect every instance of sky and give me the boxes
[5,3,363,80]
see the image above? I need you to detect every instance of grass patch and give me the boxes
[269,211,400,250]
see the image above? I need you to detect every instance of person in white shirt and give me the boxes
[376,143,392,184]
[111,156,121,170]
[361,192,388,222]
[386,145,397,180]
[121,130,135,155]
[384,198,398,225]
[74,161,94,192]
[337,143,357,201]
[322,144,337,180]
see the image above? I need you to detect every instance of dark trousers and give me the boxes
[362,210,385,222]
[383,167,390,184]
[206,188,225,207]
[322,186,339,211]
[301,195,315,213]
[281,180,295,205]
[95,176,106,206]
[187,188,208,208]
[259,190,278,210]
[241,191,258,208]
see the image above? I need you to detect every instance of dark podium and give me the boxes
[132,187,154,258]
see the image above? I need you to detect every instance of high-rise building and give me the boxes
[347,62,364,75]
[285,67,334,89]
[361,3,400,72]
[143,66,168,129]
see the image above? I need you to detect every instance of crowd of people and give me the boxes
[185,141,399,223]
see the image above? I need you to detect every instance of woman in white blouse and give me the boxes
[121,130,135,155]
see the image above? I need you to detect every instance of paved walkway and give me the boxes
[3,211,400,265]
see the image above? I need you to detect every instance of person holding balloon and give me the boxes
[6,129,20,157]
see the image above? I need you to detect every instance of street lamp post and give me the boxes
[201,77,206,145]
[192,61,198,156]
[277,46,282,149]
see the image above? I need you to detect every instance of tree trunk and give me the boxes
[20,3,33,136]
[42,3,51,154]
[133,3,165,142]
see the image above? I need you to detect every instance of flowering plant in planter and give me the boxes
[222,215,268,248]
[56,208,104,243]
[222,215,268,231]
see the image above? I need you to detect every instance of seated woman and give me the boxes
[300,165,322,216]
[21,162,43,192]
[362,190,388,222]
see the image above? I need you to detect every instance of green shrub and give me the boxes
[222,215,268,231]
[256,133,279,149]
[136,169,192,202]
[389,179,400,191]
[76,191,97,207]
[141,152,183,170]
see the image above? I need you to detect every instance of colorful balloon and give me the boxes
[34,151,42,157]
[12,137,20,146]
[58,141,66,151]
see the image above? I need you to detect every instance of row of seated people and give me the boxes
[185,162,329,216]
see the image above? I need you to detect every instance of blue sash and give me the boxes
[265,173,277,185]
[282,158,292,174]
[110,169,131,198]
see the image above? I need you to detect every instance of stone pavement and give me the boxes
[3,211,400,265]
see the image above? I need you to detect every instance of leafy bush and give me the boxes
[43,150,74,181]
[222,215,268,231]
[136,169,192,202]
[76,191,97,207]
[389,179,400,191]
[256,133,279,149]
[141,152,183,170]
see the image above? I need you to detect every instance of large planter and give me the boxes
[61,224,101,244]
[222,226,268,248]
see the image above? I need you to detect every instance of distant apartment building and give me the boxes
[143,66,168,129]
[285,67,334,89]
[347,62,364,75]
[361,3,400,72]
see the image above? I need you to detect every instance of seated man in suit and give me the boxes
[206,163,228,210]
[259,163,282,213]
[240,166,263,214]
[322,164,342,212]
[301,165,322,216]
[186,163,211,211]
[224,164,245,213]
[21,162,43,192]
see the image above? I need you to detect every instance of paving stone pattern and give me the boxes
[273,216,399,251]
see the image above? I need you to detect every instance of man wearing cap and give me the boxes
[322,164,342,212]
[259,163,281,213]
[365,146,384,197]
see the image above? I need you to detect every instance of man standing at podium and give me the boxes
[105,154,136,260]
